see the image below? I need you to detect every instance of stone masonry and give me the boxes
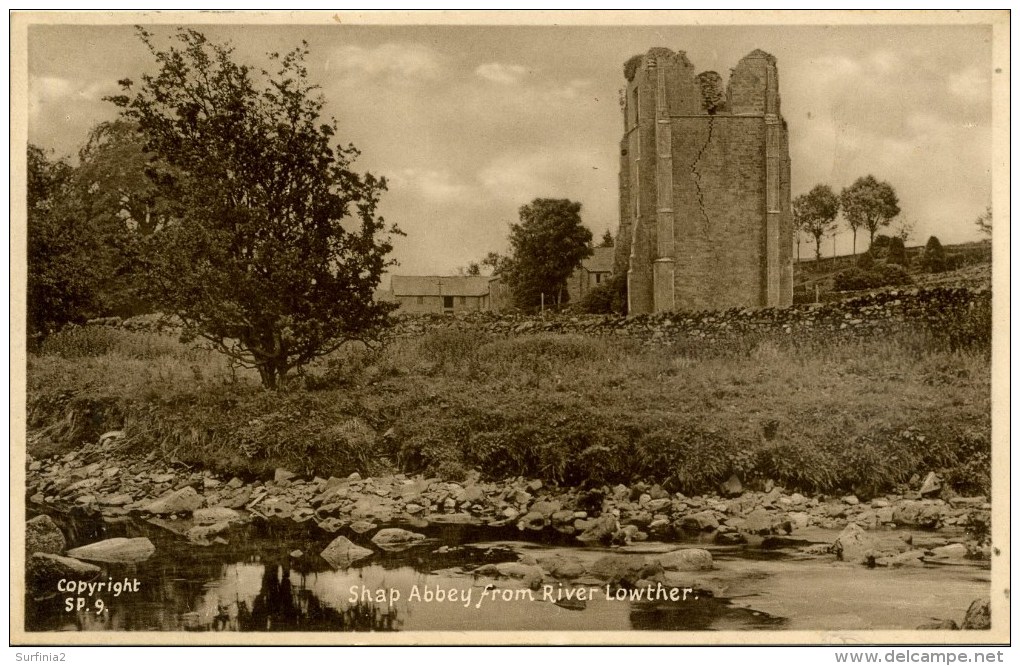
[616,47,793,314]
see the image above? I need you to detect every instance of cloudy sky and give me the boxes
[26,18,998,276]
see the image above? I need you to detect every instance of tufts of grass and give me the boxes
[26,322,992,495]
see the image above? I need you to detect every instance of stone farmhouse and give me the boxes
[565,246,615,305]
[388,246,615,314]
[389,275,493,314]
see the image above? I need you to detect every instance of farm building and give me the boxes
[390,275,492,314]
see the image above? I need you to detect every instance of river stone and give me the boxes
[460,485,485,504]
[320,536,373,569]
[831,523,878,564]
[67,537,155,563]
[317,517,346,533]
[370,528,426,551]
[877,549,926,568]
[740,508,778,535]
[893,500,942,528]
[101,493,134,506]
[474,562,544,590]
[961,599,991,630]
[186,522,231,545]
[349,496,395,523]
[349,520,377,534]
[919,472,941,496]
[720,474,743,497]
[26,514,66,555]
[529,500,561,518]
[679,511,719,532]
[274,468,296,484]
[537,554,585,579]
[144,486,205,515]
[518,511,548,531]
[918,619,959,630]
[645,498,672,513]
[193,507,244,526]
[588,555,663,588]
[29,553,101,595]
[427,512,480,525]
[930,543,968,560]
[576,514,617,544]
[655,548,713,572]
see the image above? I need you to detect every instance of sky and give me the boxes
[25,19,997,276]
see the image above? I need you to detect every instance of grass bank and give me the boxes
[26,320,991,497]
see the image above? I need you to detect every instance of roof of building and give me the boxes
[391,275,491,297]
[582,246,616,273]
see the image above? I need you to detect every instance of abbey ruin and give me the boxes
[615,48,794,314]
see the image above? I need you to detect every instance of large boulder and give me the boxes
[654,548,714,572]
[320,536,373,569]
[831,523,878,564]
[143,486,205,515]
[473,562,544,590]
[66,537,155,563]
[588,555,663,588]
[961,599,991,630]
[370,528,426,551]
[576,514,617,544]
[537,554,586,579]
[28,553,101,597]
[26,515,66,555]
[720,474,743,497]
[186,522,232,545]
[679,511,719,532]
[193,507,245,526]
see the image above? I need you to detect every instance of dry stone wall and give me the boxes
[384,287,990,345]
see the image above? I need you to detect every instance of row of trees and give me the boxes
[28,28,401,388]
[793,175,901,263]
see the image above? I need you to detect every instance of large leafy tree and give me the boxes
[840,175,901,255]
[504,198,592,310]
[28,145,85,343]
[793,184,840,263]
[108,28,400,388]
[75,119,172,237]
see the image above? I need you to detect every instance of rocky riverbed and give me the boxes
[24,434,993,632]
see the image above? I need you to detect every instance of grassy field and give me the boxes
[26,319,991,498]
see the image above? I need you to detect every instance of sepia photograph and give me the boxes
[10,9,1010,647]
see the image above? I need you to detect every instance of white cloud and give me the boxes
[546,78,594,101]
[386,168,469,202]
[28,76,114,119]
[474,62,529,85]
[947,65,991,102]
[328,43,442,81]
[478,149,602,203]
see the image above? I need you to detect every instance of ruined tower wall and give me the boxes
[618,47,793,314]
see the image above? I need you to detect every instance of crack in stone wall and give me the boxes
[690,114,714,227]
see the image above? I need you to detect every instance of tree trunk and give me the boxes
[814,234,822,262]
[851,229,857,264]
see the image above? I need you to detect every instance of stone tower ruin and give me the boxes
[615,47,793,314]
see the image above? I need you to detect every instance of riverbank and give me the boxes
[27,299,991,497]
[24,443,993,632]
[27,434,991,556]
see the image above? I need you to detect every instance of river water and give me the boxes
[25,511,989,633]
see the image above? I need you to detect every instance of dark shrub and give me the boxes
[887,237,907,265]
[833,264,912,291]
[578,273,627,315]
[921,236,948,273]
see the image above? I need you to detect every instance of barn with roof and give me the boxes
[389,275,493,314]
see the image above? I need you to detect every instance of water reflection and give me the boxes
[31,512,921,633]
